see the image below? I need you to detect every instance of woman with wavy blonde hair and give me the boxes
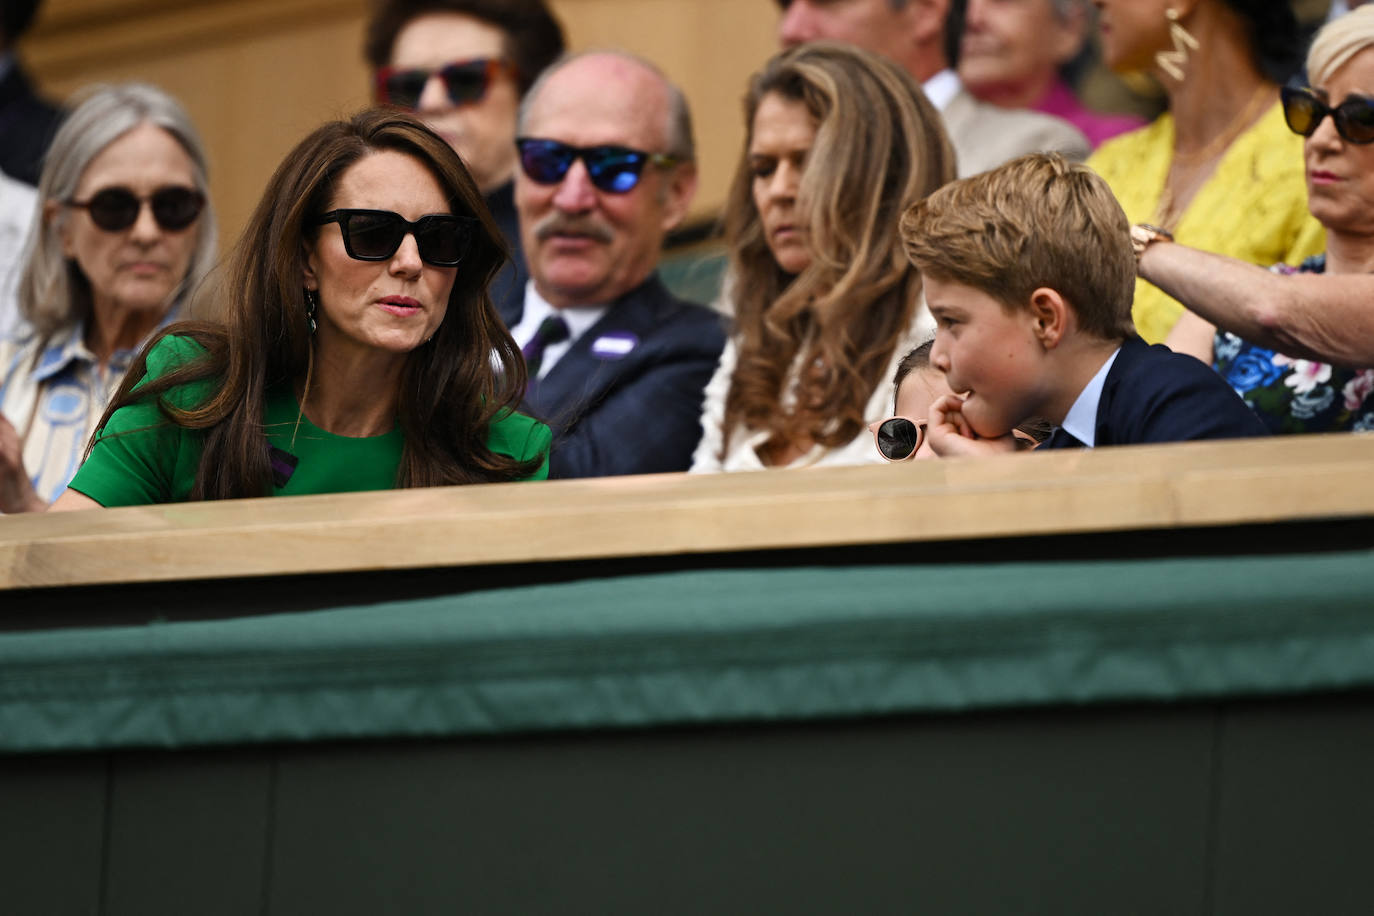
[690,41,955,471]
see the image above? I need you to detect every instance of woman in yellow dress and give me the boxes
[1087,0,1325,345]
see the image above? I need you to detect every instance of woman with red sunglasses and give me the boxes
[365,0,565,319]
[44,108,549,511]
[0,83,217,513]
[1136,6,1374,436]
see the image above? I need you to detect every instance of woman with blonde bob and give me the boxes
[0,83,217,512]
[691,42,956,471]
[50,107,549,509]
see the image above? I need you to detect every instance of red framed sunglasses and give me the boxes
[375,58,515,110]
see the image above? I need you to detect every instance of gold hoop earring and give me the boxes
[1155,8,1199,82]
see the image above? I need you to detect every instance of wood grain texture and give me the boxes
[2,434,1371,590]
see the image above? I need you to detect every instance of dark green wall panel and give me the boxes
[0,754,107,916]
[1212,697,1374,916]
[101,751,273,916]
[267,707,1214,915]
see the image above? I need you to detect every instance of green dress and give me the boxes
[69,336,550,506]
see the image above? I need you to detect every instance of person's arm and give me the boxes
[50,489,100,511]
[1139,241,1374,366]
[0,413,46,513]
[1164,312,1219,365]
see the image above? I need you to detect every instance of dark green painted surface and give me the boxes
[265,707,1215,915]
[0,754,107,915]
[102,752,273,916]
[2,697,1373,913]
[1211,700,1374,915]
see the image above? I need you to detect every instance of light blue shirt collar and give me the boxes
[30,309,180,384]
[1059,347,1121,448]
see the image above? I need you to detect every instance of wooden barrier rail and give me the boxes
[3,433,1373,591]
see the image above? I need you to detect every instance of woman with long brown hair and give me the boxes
[691,42,956,471]
[51,107,548,508]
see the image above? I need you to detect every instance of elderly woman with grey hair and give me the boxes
[0,83,216,512]
[957,0,1140,147]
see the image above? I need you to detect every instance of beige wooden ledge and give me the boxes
[1,433,1372,590]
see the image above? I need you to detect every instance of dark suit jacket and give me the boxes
[1044,336,1268,449]
[484,180,527,320]
[502,274,726,479]
[0,64,63,186]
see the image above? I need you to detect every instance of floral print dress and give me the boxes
[1213,255,1374,434]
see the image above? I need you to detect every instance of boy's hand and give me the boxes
[927,394,1019,458]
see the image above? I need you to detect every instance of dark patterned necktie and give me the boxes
[522,314,570,378]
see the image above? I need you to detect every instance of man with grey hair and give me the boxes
[776,0,1091,175]
[506,51,725,479]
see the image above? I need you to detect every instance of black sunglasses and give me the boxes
[316,209,474,267]
[67,186,204,232]
[1281,84,1374,145]
[516,138,679,194]
[873,417,927,461]
[375,58,512,110]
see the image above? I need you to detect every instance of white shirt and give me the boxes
[921,69,962,112]
[690,307,935,472]
[509,281,608,380]
[0,323,140,507]
[1058,347,1122,448]
[0,172,39,337]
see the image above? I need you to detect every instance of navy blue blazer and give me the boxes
[1044,336,1268,449]
[483,181,527,321]
[501,274,726,479]
[0,65,63,186]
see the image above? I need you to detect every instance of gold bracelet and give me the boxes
[1130,223,1174,264]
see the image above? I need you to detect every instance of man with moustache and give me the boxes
[507,51,726,479]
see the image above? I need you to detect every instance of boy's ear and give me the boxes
[1028,287,1069,349]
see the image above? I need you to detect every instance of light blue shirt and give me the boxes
[1057,347,1121,448]
[0,311,178,507]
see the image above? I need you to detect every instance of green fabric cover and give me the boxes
[3,549,1374,753]
[69,335,550,505]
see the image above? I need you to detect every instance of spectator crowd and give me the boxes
[3,0,1373,513]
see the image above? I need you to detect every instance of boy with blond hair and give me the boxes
[900,153,1266,455]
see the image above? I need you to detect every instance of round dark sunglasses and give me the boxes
[1281,85,1374,145]
[317,209,473,267]
[67,186,204,232]
[872,417,926,462]
[375,58,512,111]
[516,138,680,194]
